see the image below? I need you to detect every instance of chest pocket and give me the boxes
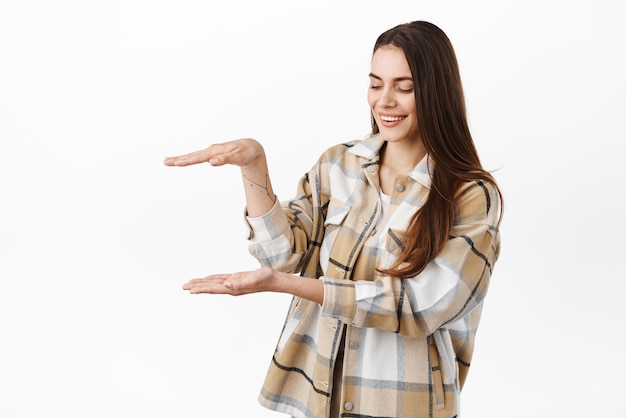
[322,197,354,279]
[323,198,351,253]
[385,228,406,257]
[324,197,351,227]
[323,197,351,246]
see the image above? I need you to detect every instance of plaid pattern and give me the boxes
[246,134,501,418]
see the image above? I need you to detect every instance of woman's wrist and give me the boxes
[270,269,291,294]
[272,270,324,304]
[240,145,276,217]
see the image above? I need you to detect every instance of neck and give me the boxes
[378,139,427,195]
[380,140,426,175]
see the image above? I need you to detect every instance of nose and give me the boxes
[378,87,396,108]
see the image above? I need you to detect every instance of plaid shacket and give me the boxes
[245,134,501,418]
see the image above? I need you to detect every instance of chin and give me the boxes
[379,130,405,143]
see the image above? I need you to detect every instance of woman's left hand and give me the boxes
[182,267,278,296]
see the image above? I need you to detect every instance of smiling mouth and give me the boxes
[380,115,407,122]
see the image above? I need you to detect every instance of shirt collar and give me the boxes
[349,133,433,189]
[348,133,385,160]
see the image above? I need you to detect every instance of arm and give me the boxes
[166,139,326,302]
[244,144,333,275]
[164,138,276,217]
[182,267,324,304]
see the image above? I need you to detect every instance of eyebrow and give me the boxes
[368,73,413,82]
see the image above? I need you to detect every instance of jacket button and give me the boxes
[344,402,353,411]
[349,341,359,349]
[395,183,405,192]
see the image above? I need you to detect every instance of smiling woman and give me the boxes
[368,46,421,146]
[368,45,425,195]
[164,20,502,418]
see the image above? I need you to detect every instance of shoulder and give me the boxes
[306,138,374,199]
[456,180,499,202]
[455,180,502,224]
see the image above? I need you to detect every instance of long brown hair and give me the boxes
[374,21,503,278]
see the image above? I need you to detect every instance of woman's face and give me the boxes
[368,45,420,145]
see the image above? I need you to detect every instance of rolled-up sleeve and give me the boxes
[245,167,318,274]
[320,276,357,323]
[246,199,298,268]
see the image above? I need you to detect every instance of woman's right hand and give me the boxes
[165,137,275,217]
[163,138,265,168]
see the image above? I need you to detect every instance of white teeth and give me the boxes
[381,115,405,122]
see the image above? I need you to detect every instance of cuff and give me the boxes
[244,198,288,242]
[321,276,356,323]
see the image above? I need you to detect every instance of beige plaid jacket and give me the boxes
[246,134,501,418]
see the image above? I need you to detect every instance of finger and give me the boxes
[164,143,233,167]
[163,149,212,167]
[185,281,233,295]
[182,274,230,289]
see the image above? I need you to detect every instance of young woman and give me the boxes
[165,20,502,418]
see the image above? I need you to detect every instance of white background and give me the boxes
[1,1,624,417]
